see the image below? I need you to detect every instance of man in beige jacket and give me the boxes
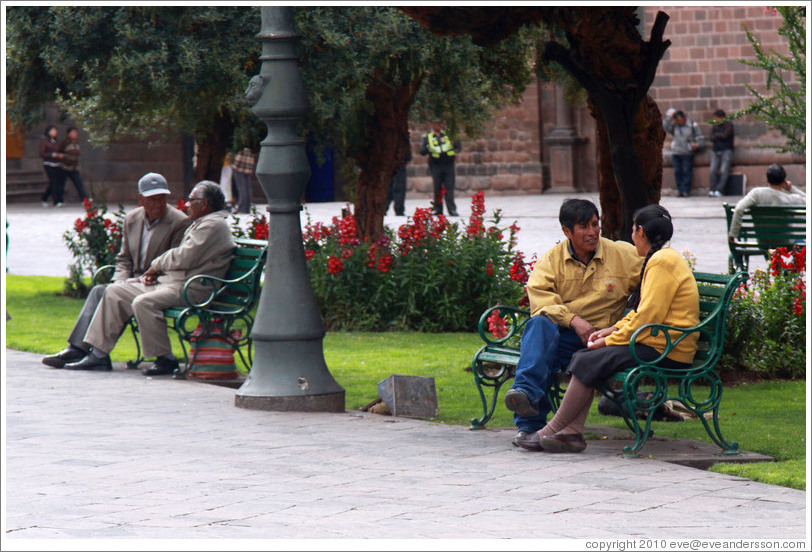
[65,180,236,376]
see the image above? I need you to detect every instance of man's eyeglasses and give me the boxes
[186,197,205,204]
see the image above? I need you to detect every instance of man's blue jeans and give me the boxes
[511,316,585,433]
[672,154,695,195]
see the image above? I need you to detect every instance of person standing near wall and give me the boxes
[231,147,257,214]
[58,127,88,203]
[708,109,734,197]
[420,122,461,216]
[387,130,412,216]
[663,108,704,197]
[40,125,65,207]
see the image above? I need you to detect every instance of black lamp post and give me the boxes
[235,6,345,412]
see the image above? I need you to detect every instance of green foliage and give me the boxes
[295,6,540,150]
[719,247,806,379]
[733,6,806,156]
[6,6,261,147]
[301,193,530,332]
[62,198,126,297]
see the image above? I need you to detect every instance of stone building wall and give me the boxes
[405,5,805,202]
[6,7,804,206]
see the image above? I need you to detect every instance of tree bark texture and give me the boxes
[541,8,670,241]
[193,112,236,187]
[593,95,665,240]
[353,75,421,241]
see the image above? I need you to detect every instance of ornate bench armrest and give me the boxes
[628,310,719,369]
[92,264,116,286]
[181,261,263,311]
[476,305,531,346]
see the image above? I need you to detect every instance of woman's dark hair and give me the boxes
[43,125,57,138]
[626,204,674,311]
[559,199,599,231]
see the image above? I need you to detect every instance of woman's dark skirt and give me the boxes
[566,344,691,388]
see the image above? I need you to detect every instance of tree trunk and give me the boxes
[353,77,421,241]
[193,112,236,188]
[594,95,665,240]
[542,10,671,241]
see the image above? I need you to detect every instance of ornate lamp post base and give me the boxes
[235,6,345,413]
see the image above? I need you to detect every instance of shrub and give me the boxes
[228,204,270,240]
[302,192,532,331]
[62,197,125,297]
[720,246,806,379]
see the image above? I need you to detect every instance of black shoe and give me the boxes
[514,431,543,452]
[141,356,180,376]
[448,211,459,217]
[64,355,112,371]
[504,388,540,417]
[42,347,87,368]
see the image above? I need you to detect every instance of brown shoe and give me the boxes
[513,430,543,452]
[540,432,587,453]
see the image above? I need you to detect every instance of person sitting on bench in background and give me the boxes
[728,163,805,242]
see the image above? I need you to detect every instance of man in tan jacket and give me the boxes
[65,180,236,376]
[42,173,189,369]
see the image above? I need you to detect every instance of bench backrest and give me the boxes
[207,237,268,315]
[723,203,806,249]
[690,271,748,369]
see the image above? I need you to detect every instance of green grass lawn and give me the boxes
[5,275,807,490]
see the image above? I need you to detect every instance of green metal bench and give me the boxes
[93,237,268,376]
[723,203,806,273]
[470,271,748,457]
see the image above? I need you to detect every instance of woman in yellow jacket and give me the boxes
[516,204,699,453]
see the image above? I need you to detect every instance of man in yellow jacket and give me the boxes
[504,199,642,447]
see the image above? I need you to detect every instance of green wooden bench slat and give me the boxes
[469,270,748,458]
[724,203,806,273]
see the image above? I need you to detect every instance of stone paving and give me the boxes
[3,350,807,542]
[3,193,809,545]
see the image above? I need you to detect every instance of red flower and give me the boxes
[341,248,353,259]
[509,251,529,284]
[377,253,392,273]
[253,223,269,240]
[487,310,508,339]
[327,256,343,274]
[304,249,315,261]
[486,260,494,276]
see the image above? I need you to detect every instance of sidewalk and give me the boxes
[3,194,808,544]
[5,192,764,277]
[3,350,807,542]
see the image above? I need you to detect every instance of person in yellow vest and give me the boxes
[515,204,700,453]
[420,121,461,216]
